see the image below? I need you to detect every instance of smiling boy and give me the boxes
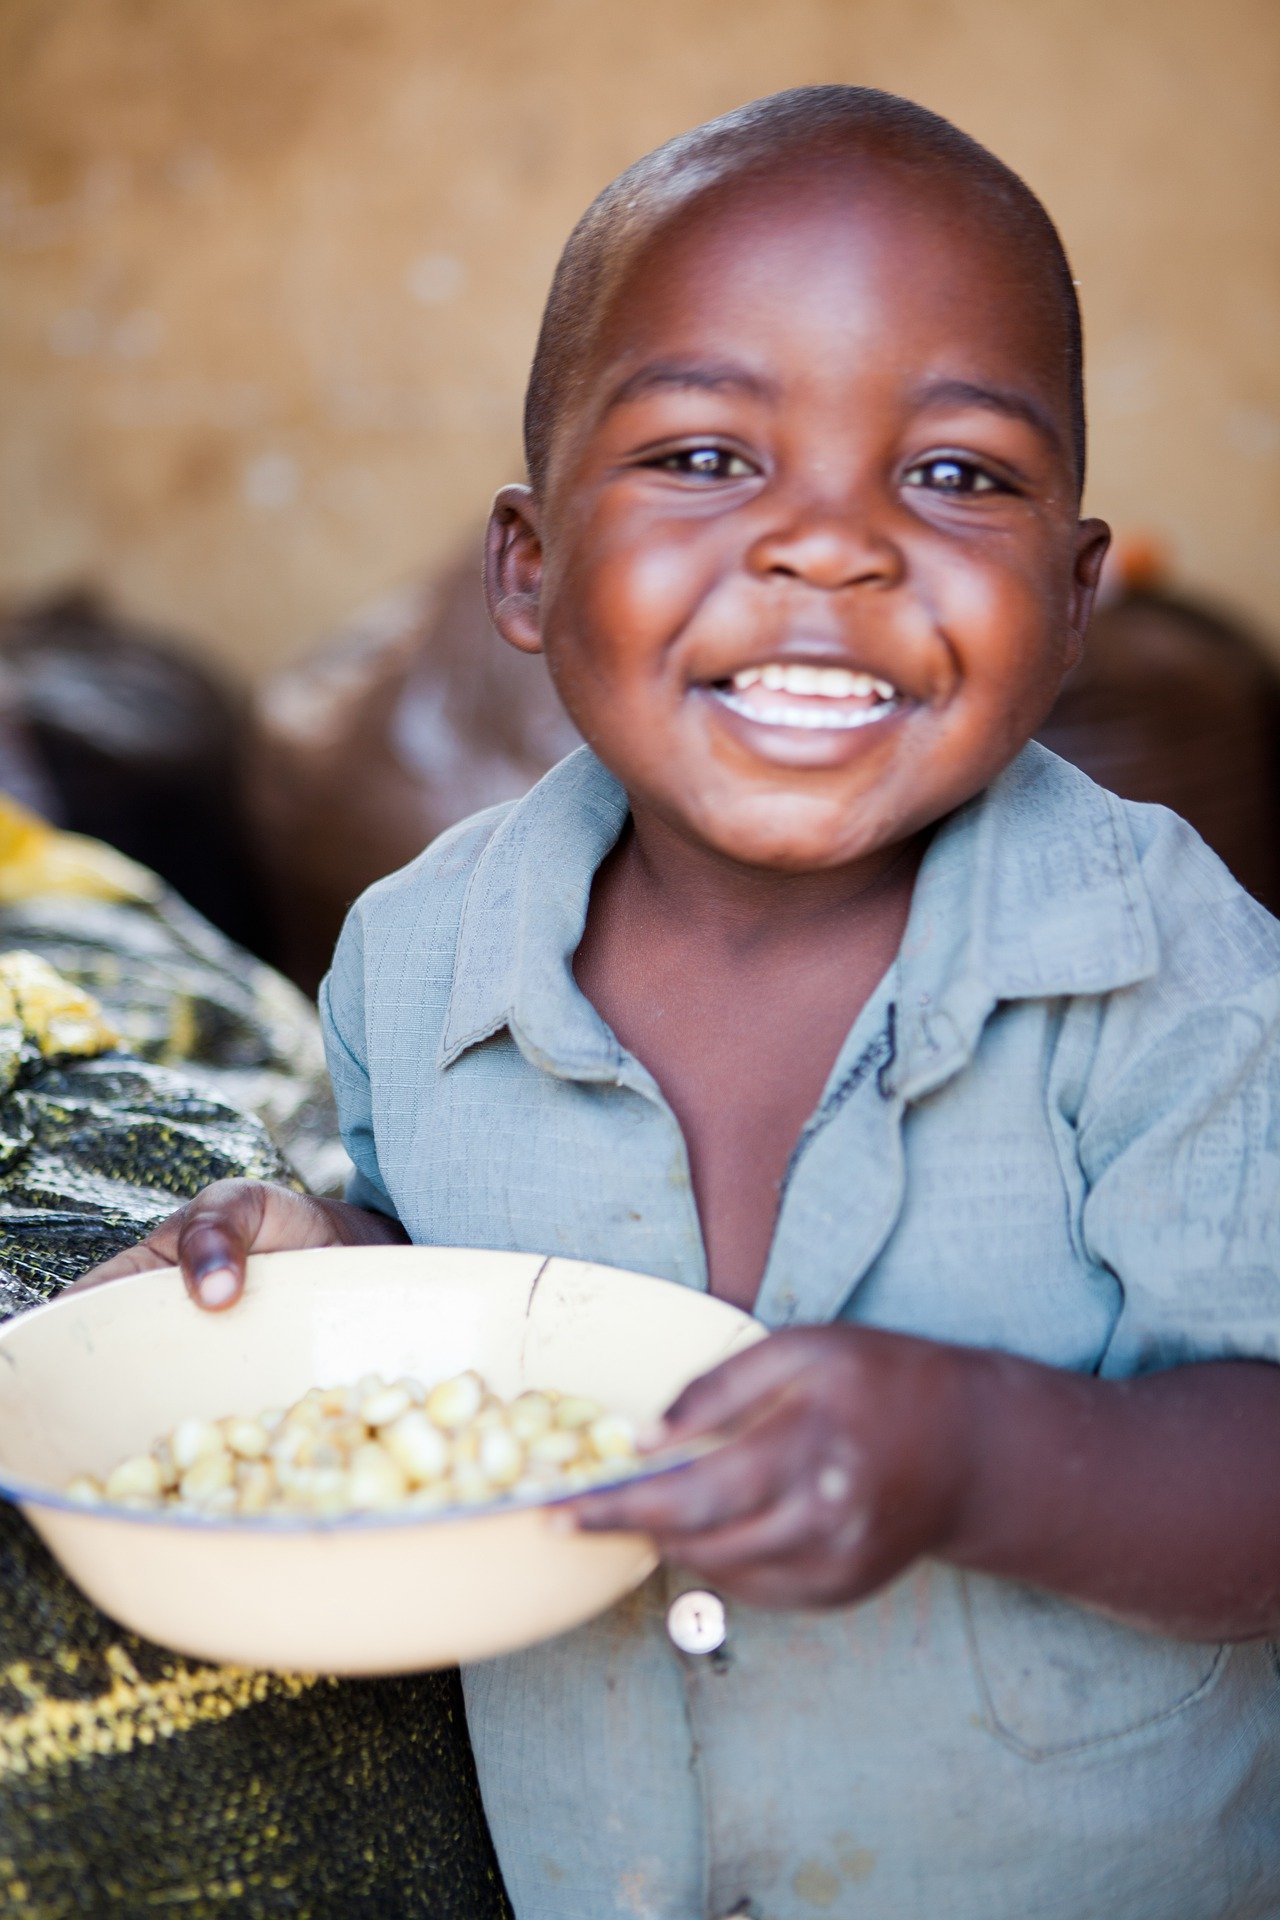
[89,88,1280,1919]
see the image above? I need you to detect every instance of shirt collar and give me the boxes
[439,747,629,1077]
[440,740,1160,1089]
[889,740,1159,1100]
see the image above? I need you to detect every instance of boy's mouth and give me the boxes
[708,662,900,732]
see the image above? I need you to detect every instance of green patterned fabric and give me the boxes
[0,905,509,1917]
[0,1051,297,1312]
[0,884,348,1199]
[0,1506,508,1918]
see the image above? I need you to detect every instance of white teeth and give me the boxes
[713,688,899,731]
[728,662,898,701]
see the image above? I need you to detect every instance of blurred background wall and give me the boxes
[3,0,1278,677]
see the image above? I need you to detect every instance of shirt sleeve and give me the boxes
[317,906,400,1223]
[1081,971,1280,1379]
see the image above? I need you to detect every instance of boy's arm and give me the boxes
[571,1327,1280,1640]
[945,1344,1280,1640]
[948,960,1280,1639]
[576,969,1280,1640]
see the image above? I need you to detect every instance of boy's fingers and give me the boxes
[570,1404,809,1537]
[175,1182,273,1310]
[654,1472,870,1584]
[655,1487,826,1577]
[70,1183,356,1311]
[656,1330,832,1445]
[174,1182,360,1307]
[70,1219,188,1291]
[569,1457,768,1538]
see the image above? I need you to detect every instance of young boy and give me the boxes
[89,88,1280,1920]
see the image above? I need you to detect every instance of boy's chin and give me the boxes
[685,790,910,875]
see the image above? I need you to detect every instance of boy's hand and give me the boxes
[73,1179,407,1312]
[569,1325,976,1609]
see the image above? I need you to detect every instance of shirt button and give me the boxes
[666,1588,727,1655]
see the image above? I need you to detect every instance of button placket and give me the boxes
[753,981,908,1333]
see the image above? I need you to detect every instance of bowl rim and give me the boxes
[0,1248,753,1536]
[0,1439,726,1534]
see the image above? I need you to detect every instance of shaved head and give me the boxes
[524,86,1085,496]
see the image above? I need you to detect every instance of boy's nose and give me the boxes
[745,503,903,593]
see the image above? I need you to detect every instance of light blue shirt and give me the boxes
[321,743,1280,1920]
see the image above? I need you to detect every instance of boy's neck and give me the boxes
[616,800,930,957]
[575,795,930,1308]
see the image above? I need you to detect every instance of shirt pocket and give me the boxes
[961,1573,1228,1759]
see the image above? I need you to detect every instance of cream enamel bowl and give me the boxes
[0,1245,763,1676]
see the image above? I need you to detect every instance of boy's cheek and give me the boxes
[588,548,699,648]
[919,545,1038,648]
[934,564,1073,714]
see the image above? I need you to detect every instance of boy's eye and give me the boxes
[650,446,755,481]
[902,457,1005,495]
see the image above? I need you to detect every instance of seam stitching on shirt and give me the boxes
[778,1006,898,1200]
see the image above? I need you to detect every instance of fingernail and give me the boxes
[637,1420,668,1453]
[196,1267,237,1309]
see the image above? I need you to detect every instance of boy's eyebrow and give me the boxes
[602,359,779,412]
[911,376,1063,449]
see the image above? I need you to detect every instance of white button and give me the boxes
[666,1588,727,1655]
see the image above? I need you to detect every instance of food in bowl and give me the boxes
[67,1369,642,1520]
[0,1246,764,1672]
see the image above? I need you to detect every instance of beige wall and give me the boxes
[2,0,1278,677]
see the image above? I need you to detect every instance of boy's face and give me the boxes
[488,162,1109,871]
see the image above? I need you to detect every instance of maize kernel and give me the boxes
[75,1371,641,1519]
[425,1370,485,1430]
[105,1454,164,1502]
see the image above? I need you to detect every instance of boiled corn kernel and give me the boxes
[382,1410,450,1484]
[508,1391,554,1441]
[527,1428,583,1470]
[237,1461,277,1515]
[178,1452,234,1503]
[299,1466,350,1516]
[589,1413,639,1460]
[104,1455,163,1502]
[223,1417,270,1460]
[477,1426,523,1489]
[152,1441,179,1491]
[170,1418,224,1472]
[359,1383,412,1429]
[270,1425,317,1470]
[553,1395,603,1431]
[450,1464,496,1506]
[314,1385,356,1417]
[73,1372,642,1520]
[347,1443,407,1510]
[425,1370,485,1431]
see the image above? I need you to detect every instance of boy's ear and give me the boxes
[1064,517,1111,667]
[485,485,545,656]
